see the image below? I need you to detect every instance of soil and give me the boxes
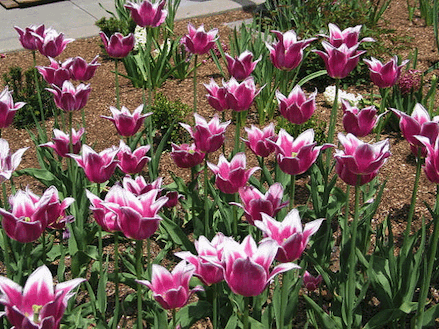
[1,0,439,328]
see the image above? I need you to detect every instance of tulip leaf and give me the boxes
[175,300,212,328]
[303,294,343,329]
[224,314,239,329]
[297,70,327,87]
[15,168,63,188]
[160,216,196,253]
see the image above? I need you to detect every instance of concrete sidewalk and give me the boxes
[0,0,264,53]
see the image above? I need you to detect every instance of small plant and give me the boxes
[281,114,327,145]
[150,92,191,147]
[3,66,57,128]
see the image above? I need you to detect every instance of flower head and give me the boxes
[40,128,85,158]
[398,69,422,95]
[47,80,91,112]
[225,50,260,80]
[170,142,205,168]
[243,123,277,158]
[0,138,28,184]
[342,100,379,137]
[224,77,261,112]
[14,24,46,51]
[320,23,374,48]
[36,57,71,87]
[181,23,218,55]
[117,140,150,175]
[125,0,168,28]
[0,265,85,329]
[122,176,163,196]
[276,85,316,125]
[303,271,323,291]
[0,86,25,129]
[99,32,135,59]
[69,55,100,81]
[101,105,151,137]
[33,28,74,58]
[204,79,228,112]
[364,56,409,89]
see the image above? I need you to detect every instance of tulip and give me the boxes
[117,140,151,175]
[104,185,168,240]
[36,57,71,87]
[99,32,135,59]
[101,104,150,137]
[364,56,409,89]
[392,104,439,156]
[225,50,260,80]
[175,233,229,285]
[204,79,228,112]
[180,113,230,153]
[334,133,391,186]
[415,136,439,184]
[137,260,204,309]
[170,142,205,168]
[181,23,218,55]
[33,28,74,58]
[222,235,299,296]
[0,86,25,129]
[303,271,323,291]
[0,265,85,329]
[266,30,316,71]
[232,183,288,225]
[313,41,366,79]
[70,144,119,184]
[163,190,183,208]
[207,153,259,194]
[0,139,28,184]
[47,80,91,112]
[276,85,316,125]
[320,23,374,48]
[224,77,261,112]
[40,128,85,158]
[342,99,378,137]
[243,123,277,158]
[256,209,324,263]
[14,24,46,51]
[86,186,124,232]
[125,0,167,28]
[122,176,163,196]
[272,129,334,176]
[0,187,52,243]
[69,55,100,81]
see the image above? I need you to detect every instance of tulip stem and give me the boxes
[212,283,218,329]
[32,50,47,140]
[327,79,340,146]
[58,230,65,282]
[243,296,250,329]
[415,184,439,328]
[136,239,143,329]
[147,238,152,280]
[68,112,79,224]
[193,54,198,113]
[172,308,177,329]
[346,177,361,329]
[115,59,120,110]
[375,87,390,142]
[289,175,296,210]
[204,154,210,238]
[113,232,120,329]
[1,229,12,278]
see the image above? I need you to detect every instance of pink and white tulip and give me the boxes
[276,85,316,125]
[47,80,91,112]
[122,176,163,196]
[14,24,46,51]
[117,140,150,175]
[0,139,28,184]
[364,56,409,89]
[170,142,205,168]
[320,23,374,48]
[101,104,150,137]
[0,86,26,129]
[33,28,74,58]
[342,100,379,137]
[125,0,168,28]
[40,128,84,158]
[204,79,228,112]
[224,77,261,112]
[243,123,277,158]
[181,23,218,55]
[69,55,100,81]
[225,50,260,80]
[99,32,135,59]
[37,57,71,87]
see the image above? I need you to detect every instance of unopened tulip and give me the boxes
[117,140,150,175]
[47,80,91,112]
[101,104,150,137]
[0,139,28,184]
[222,235,299,296]
[233,183,288,225]
[225,50,260,80]
[276,85,316,125]
[40,128,85,158]
[69,55,100,81]
[104,186,167,240]
[416,136,439,184]
[0,86,25,129]
[33,28,74,58]
[243,123,277,158]
[207,153,259,194]
[0,187,52,243]
[70,144,119,184]
[176,233,229,285]
[392,104,439,156]
[163,190,183,208]
[181,23,218,55]
[36,57,71,87]
[125,0,167,28]
[170,142,205,168]
[224,77,261,112]
[204,79,228,112]
[313,41,366,79]
[266,30,316,71]
[122,176,163,196]
[137,260,204,309]
[334,133,391,186]
[303,271,323,291]
[99,32,135,59]
[342,99,378,137]
[256,209,324,263]
[272,129,334,176]
[14,24,46,51]
[320,23,374,48]
[0,265,85,329]
[364,56,409,89]
[180,113,230,153]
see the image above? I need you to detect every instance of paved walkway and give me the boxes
[0,0,264,53]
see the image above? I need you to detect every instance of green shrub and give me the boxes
[150,92,191,148]
[281,115,327,145]
[95,16,136,38]
[3,66,58,128]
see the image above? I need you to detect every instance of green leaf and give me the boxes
[175,300,212,328]
[303,294,342,329]
[160,216,196,253]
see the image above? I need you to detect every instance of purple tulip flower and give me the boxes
[14,24,46,51]
[204,79,228,112]
[303,271,323,291]
[117,140,151,175]
[33,28,74,58]
[0,86,25,129]
[256,209,324,263]
[125,0,167,28]
[99,32,135,59]
[416,136,439,184]
[224,77,261,112]
[47,80,91,112]
[36,57,71,87]
[364,56,409,89]
[276,85,317,125]
[40,127,85,158]
[243,123,277,158]
[0,139,28,184]
[69,55,100,81]
[181,23,218,55]
[0,265,85,329]
[122,176,163,196]
[102,104,151,137]
[137,260,204,309]
[320,23,375,48]
[170,142,205,168]
[225,50,260,80]
[86,186,124,232]
[342,99,379,137]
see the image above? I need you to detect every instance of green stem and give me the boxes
[147,238,152,280]
[1,230,12,278]
[289,175,296,210]
[327,79,340,146]
[375,87,390,142]
[58,230,65,282]
[415,184,439,328]
[233,192,238,238]
[193,54,198,113]
[115,59,120,109]
[212,284,218,329]
[32,50,47,139]
[347,178,361,329]
[136,239,143,329]
[113,232,120,329]
[204,154,210,238]
[172,308,177,329]
[68,112,79,223]
[243,296,249,329]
